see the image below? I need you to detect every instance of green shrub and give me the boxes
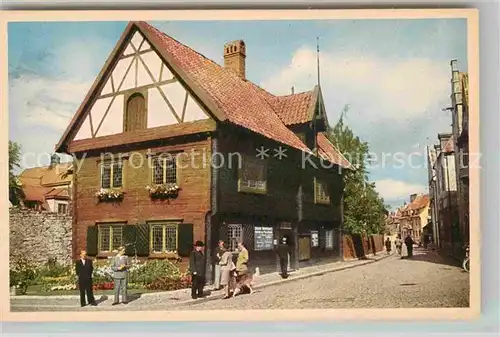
[35,258,73,282]
[10,258,37,294]
[129,259,183,285]
[145,276,191,291]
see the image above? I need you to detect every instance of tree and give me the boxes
[328,105,388,235]
[9,141,24,205]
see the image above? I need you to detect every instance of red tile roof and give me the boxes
[139,22,311,154]
[22,185,52,202]
[317,133,354,169]
[407,194,430,210]
[57,21,352,170]
[45,188,71,199]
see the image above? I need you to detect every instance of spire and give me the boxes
[316,37,321,87]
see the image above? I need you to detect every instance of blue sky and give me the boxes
[8,19,468,208]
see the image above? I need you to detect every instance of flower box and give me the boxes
[146,184,180,199]
[95,188,124,202]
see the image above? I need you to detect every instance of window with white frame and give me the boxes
[101,161,123,189]
[152,154,177,185]
[228,224,243,251]
[238,155,267,193]
[325,230,334,249]
[98,224,124,253]
[150,223,178,253]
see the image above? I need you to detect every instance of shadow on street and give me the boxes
[403,248,462,269]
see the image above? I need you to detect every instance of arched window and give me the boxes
[124,93,146,132]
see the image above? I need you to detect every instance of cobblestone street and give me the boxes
[10,248,469,311]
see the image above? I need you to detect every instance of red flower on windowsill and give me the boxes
[146,184,180,199]
[95,188,124,202]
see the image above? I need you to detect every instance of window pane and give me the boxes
[240,157,266,191]
[165,157,177,184]
[151,225,163,252]
[165,225,177,252]
[153,158,164,184]
[101,165,111,189]
[111,225,123,250]
[99,226,111,252]
[112,164,123,188]
[228,224,242,251]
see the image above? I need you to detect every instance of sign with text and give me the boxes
[254,226,274,251]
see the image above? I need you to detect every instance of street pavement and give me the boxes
[10,248,469,311]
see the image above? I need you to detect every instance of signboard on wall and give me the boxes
[254,226,274,251]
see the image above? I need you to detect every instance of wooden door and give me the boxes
[125,93,146,131]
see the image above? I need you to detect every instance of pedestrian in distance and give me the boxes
[75,250,97,307]
[212,240,225,291]
[276,237,291,279]
[189,240,206,299]
[395,235,402,255]
[385,237,392,255]
[404,234,415,258]
[111,246,129,305]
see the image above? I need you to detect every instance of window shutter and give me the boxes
[135,223,150,256]
[177,223,194,257]
[86,226,98,256]
[123,225,137,256]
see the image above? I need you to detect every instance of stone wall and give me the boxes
[9,207,72,266]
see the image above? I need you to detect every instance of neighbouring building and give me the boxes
[54,21,353,282]
[17,154,73,214]
[432,133,459,254]
[427,145,440,247]
[384,211,399,236]
[449,60,470,246]
[398,194,430,244]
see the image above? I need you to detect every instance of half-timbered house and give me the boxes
[55,21,353,283]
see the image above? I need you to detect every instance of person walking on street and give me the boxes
[395,235,402,255]
[111,246,129,305]
[276,237,291,279]
[385,237,392,255]
[212,240,224,290]
[189,240,206,299]
[404,234,415,258]
[75,250,97,307]
[219,247,236,299]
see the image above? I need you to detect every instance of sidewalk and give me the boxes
[11,250,393,308]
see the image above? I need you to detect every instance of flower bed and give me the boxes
[11,257,190,295]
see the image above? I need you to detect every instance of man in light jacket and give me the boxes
[111,246,129,305]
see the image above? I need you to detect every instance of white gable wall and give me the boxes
[70,30,211,143]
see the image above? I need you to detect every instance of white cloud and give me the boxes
[9,74,91,133]
[261,47,450,120]
[374,179,427,201]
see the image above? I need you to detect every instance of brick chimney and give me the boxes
[224,40,246,79]
[410,193,417,203]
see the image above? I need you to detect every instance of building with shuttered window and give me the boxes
[55,21,353,282]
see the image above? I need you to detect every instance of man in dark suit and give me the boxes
[75,250,97,307]
[189,240,206,299]
[276,237,291,279]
